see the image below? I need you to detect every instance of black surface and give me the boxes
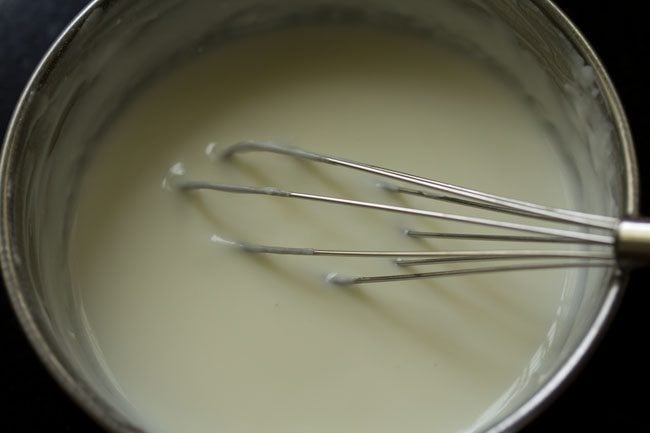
[0,1,648,432]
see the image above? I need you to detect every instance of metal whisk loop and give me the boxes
[175,179,612,244]
[173,141,626,285]
[222,141,618,230]
[325,262,616,286]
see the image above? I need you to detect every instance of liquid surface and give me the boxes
[71,27,578,433]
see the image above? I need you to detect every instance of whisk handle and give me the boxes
[616,219,650,267]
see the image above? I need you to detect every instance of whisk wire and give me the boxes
[222,141,618,229]
[403,230,597,244]
[325,262,616,285]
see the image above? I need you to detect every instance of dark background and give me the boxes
[1,1,648,431]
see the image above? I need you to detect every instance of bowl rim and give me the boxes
[0,1,638,432]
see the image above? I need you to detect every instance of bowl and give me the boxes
[0,0,638,432]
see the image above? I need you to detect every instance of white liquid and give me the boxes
[70,27,580,433]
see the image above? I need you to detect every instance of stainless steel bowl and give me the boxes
[0,1,637,432]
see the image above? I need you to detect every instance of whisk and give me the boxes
[172,141,650,285]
